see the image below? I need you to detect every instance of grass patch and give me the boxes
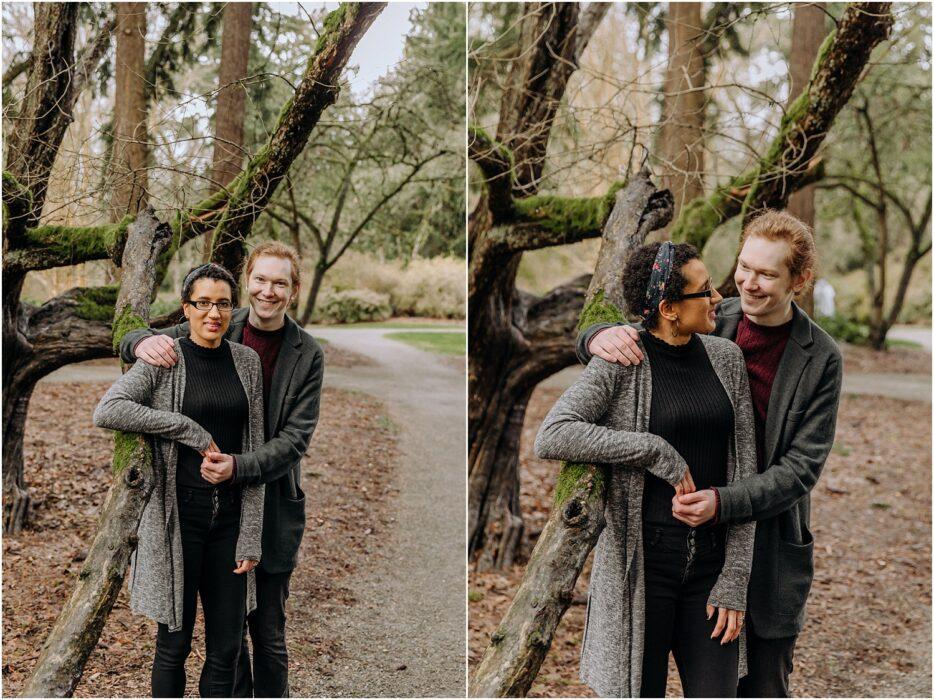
[468,590,484,603]
[886,338,924,350]
[384,331,465,356]
[832,442,851,457]
[316,320,463,329]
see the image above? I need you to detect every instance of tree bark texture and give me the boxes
[785,3,828,315]
[468,2,608,569]
[204,1,253,261]
[21,208,172,698]
[469,172,674,697]
[659,3,706,212]
[209,2,387,278]
[3,3,78,229]
[112,3,149,219]
[669,1,894,285]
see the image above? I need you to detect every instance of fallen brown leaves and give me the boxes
[3,380,397,697]
[469,385,932,698]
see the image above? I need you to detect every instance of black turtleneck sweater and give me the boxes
[640,331,734,528]
[176,337,249,490]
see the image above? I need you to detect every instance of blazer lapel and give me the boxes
[715,298,743,341]
[764,303,813,466]
[267,316,302,434]
[227,307,248,343]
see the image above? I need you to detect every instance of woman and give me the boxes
[94,263,265,697]
[534,242,758,698]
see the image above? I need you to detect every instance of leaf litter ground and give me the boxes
[3,379,397,697]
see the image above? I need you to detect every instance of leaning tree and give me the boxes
[468,2,893,695]
[5,4,385,694]
[468,1,894,575]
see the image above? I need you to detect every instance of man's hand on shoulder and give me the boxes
[588,325,643,366]
[135,334,178,368]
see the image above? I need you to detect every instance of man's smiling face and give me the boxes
[246,254,296,326]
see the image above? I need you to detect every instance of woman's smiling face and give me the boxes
[183,278,234,347]
[668,257,723,335]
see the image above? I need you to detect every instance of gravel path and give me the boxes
[297,325,466,697]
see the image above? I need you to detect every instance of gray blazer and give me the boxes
[577,299,843,638]
[120,308,324,573]
[93,338,265,632]
[536,334,757,697]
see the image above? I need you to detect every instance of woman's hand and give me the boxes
[233,559,258,574]
[707,604,744,644]
[673,466,696,497]
[200,439,220,458]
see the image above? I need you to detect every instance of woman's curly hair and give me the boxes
[622,242,700,330]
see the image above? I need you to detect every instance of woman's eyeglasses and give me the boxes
[190,300,233,312]
[680,289,712,300]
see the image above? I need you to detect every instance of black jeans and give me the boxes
[737,614,797,698]
[152,487,246,698]
[233,568,292,697]
[640,524,738,698]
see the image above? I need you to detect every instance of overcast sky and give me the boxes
[273,2,427,95]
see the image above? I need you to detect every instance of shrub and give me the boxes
[817,313,870,345]
[318,289,392,324]
[391,257,465,318]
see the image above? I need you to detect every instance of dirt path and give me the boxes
[297,325,466,697]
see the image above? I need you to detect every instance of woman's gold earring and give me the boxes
[671,317,680,338]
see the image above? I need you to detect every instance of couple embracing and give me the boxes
[93,242,323,697]
[535,211,843,698]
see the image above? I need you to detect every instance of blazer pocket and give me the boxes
[776,525,814,614]
[278,483,306,561]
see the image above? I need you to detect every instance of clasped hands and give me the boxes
[198,441,255,574]
[671,467,717,527]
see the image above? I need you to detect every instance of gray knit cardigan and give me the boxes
[534,334,757,698]
[93,338,265,633]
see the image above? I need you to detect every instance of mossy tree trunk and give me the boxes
[468,2,611,570]
[469,172,674,697]
[665,2,893,295]
[2,3,384,533]
[21,207,172,699]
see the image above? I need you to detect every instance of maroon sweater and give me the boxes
[734,314,793,469]
[242,320,285,403]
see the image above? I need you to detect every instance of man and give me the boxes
[576,210,843,697]
[120,241,324,697]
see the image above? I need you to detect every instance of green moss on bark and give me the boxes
[111,304,148,354]
[513,181,626,236]
[553,462,605,508]
[23,216,133,259]
[577,290,625,331]
[112,430,148,476]
[315,4,351,54]
[73,285,118,322]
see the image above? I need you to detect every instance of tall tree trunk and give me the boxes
[203,2,253,262]
[659,2,706,213]
[299,261,328,326]
[786,3,828,315]
[470,172,674,696]
[112,3,149,218]
[22,208,172,698]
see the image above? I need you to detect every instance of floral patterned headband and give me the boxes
[641,241,674,319]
